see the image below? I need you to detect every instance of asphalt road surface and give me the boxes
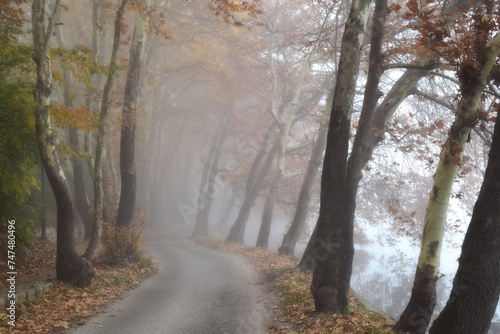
[70,232,271,334]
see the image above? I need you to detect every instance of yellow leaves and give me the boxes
[51,45,108,90]
[51,104,98,132]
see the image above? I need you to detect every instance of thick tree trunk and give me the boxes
[85,0,128,262]
[299,69,432,272]
[32,0,94,288]
[310,0,372,313]
[117,7,147,229]
[396,32,500,333]
[298,222,317,271]
[429,105,500,334]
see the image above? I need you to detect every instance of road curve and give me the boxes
[70,236,271,334]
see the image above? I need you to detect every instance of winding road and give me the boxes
[70,230,272,334]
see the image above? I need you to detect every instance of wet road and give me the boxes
[70,234,270,334]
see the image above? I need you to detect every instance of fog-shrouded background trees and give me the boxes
[2,0,500,332]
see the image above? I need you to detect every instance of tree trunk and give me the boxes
[396,32,500,334]
[84,2,108,181]
[256,171,279,248]
[32,0,94,288]
[54,19,93,239]
[310,0,372,313]
[69,128,93,238]
[299,222,317,271]
[300,0,432,290]
[85,0,128,262]
[217,193,238,232]
[429,103,500,334]
[226,138,280,243]
[117,6,148,229]
[279,104,330,256]
[193,108,231,236]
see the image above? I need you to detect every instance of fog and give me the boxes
[111,0,498,331]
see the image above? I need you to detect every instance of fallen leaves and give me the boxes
[193,237,397,334]
[0,239,56,290]
[0,238,158,333]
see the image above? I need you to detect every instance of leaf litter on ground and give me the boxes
[193,237,398,334]
[0,238,158,333]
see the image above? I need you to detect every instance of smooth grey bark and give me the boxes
[84,0,128,262]
[429,106,500,334]
[397,31,500,334]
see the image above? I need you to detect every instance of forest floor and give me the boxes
[0,238,158,333]
[193,237,398,334]
[1,237,397,333]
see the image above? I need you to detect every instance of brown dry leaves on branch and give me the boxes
[194,237,397,334]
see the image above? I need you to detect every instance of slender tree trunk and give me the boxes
[193,109,231,236]
[32,0,94,287]
[256,171,279,248]
[69,129,93,237]
[226,138,281,243]
[117,6,148,229]
[217,193,238,232]
[279,104,330,256]
[84,0,128,262]
[40,164,47,241]
[225,71,328,244]
[84,2,108,181]
[396,32,500,334]
[429,105,500,334]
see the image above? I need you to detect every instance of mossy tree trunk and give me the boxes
[32,0,94,288]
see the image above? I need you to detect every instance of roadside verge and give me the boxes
[193,237,397,334]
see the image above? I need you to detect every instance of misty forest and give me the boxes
[1,0,500,333]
